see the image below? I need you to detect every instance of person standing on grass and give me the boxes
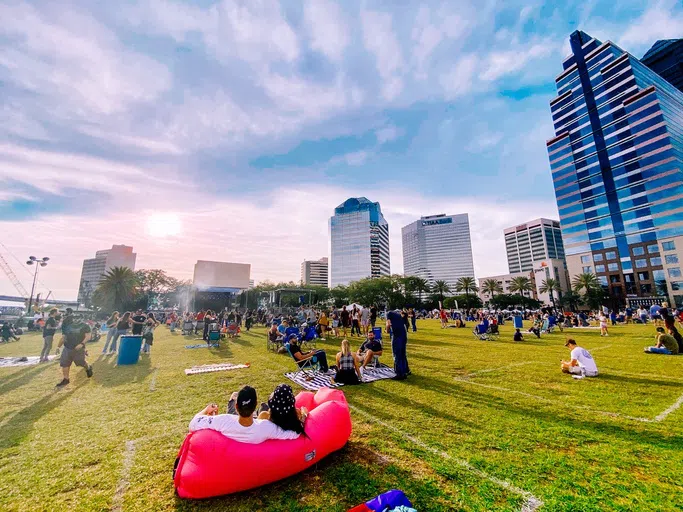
[387,309,410,380]
[599,313,609,336]
[409,308,417,332]
[102,311,120,353]
[56,315,93,387]
[644,327,679,355]
[131,309,147,336]
[141,313,159,354]
[370,305,377,328]
[561,339,598,378]
[40,308,59,362]
[360,305,370,335]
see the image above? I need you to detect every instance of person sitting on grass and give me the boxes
[189,386,300,444]
[513,328,523,342]
[644,327,679,355]
[56,315,93,388]
[268,321,283,344]
[1,321,20,342]
[287,336,329,372]
[561,339,598,377]
[335,339,362,385]
[356,330,383,371]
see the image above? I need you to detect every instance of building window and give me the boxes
[662,241,676,251]
[647,244,659,254]
[669,268,682,278]
[598,276,608,286]
[580,255,591,264]
[632,247,645,256]
[649,257,662,266]
[671,281,682,291]
[626,282,637,294]
[595,265,605,273]
[582,266,592,274]
[593,254,604,262]
[611,286,623,296]
[608,263,619,272]
[635,259,648,268]
[606,251,617,260]
[640,284,652,294]
[653,270,665,281]
[665,254,679,265]
[610,275,621,283]
[638,272,650,281]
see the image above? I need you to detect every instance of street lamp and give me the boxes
[26,256,49,314]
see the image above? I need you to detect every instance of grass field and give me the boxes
[1,319,682,512]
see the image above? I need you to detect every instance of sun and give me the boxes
[146,212,182,238]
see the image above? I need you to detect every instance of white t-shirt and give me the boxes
[189,414,300,444]
[570,346,598,373]
[361,308,370,322]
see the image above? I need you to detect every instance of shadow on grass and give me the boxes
[0,362,54,396]
[0,380,86,450]
[91,355,154,388]
[597,373,683,388]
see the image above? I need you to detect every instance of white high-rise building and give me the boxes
[78,245,136,302]
[329,197,390,287]
[402,214,475,290]
[504,218,565,273]
[301,257,329,287]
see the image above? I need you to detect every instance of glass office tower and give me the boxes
[504,218,565,273]
[547,31,683,306]
[642,39,683,94]
[329,197,390,287]
[402,213,475,290]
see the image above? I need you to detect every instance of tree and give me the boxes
[432,280,451,304]
[329,285,349,307]
[93,267,138,313]
[79,280,94,310]
[539,278,561,310]
[583,287,608,311]
[509,276,533,297]
[454,277,478,300]
[136,269,178,309]
[572,273,600,294]
[559,290,581,312]
[481,278,503,301]
[444,294,482,310]
[412,277,431,306]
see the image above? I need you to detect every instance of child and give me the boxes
[599,313,609,336]
[513,328,523,342]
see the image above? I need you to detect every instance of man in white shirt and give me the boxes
[360,306,371,335]
[188,386,300,444]
[561,339,599,378]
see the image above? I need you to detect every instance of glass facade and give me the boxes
[401,213,475,290]
[329,197,390,287]
[504,218,565,273]
[547,31,683,302]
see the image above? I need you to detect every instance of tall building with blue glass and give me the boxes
[329,197,390,287]
[547,31,683,307]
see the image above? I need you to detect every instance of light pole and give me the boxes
[26,256,49,314]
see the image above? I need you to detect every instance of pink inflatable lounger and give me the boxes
[174,387,352,499]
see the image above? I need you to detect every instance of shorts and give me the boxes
[332,320,339,328]
[568,366,598,377]
[60,347,87,368]
[361,319,370,327]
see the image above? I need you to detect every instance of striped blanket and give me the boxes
[284,364,396,391]
[185,363,249,375]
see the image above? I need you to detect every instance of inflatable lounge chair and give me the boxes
[174,387,352,499]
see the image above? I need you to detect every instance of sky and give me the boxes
[1,0,682,301]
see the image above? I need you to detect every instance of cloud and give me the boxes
[466,131,504,152]
[480,43,555,82]
[619,1,683,48]
[361,9,405,101]
[375,125,402,144]
[303,0,350,62]
[440,55,478,98]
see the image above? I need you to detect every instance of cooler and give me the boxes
[118,335,143,365]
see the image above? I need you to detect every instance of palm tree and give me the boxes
[410,277,430,306]
[572,272,599,294]
[455,277,478,299]
[94,266,138,312]
[509,276,533,297]
[432,280,451,303]
[481,278,503,301]
[539,278,561,310]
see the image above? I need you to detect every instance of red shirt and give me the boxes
[196,312,205,321]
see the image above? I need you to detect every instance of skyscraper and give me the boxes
[301,257,329,287]
[402,214,474,290]
[641,39,683,94]
[504,218,565,273]
[329,197,390,287]
[78,245,136,302]
[547,31,683,306]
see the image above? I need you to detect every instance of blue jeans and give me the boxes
[108,329,128,353]
[102,328,116,353]
[645,346,673,354]
[170,321,176,332]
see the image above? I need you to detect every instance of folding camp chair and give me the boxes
[487,323,500,340]
[285,342,319,379]
[182,321,194,335]
[300,325,318,351]
[472,324,490,341]
[267,332,284,352]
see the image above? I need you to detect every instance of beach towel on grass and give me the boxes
[184,344,219,349]
[185,363,249,375]
[0,355,56,368]
[285,364,396,391]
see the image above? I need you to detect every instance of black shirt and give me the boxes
[61,314,74,334]
[43,317,58,337]
[131,315,147,335]
[370,307,377,320]
[513,331,523,341]
[64,322,91,349]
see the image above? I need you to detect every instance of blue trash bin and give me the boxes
[117,335,143,365]
[372,327,382,341]
[513,316,524,329]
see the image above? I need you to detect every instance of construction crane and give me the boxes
[0,252,29,298]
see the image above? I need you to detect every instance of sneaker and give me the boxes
[56,378,70,388]
[86,365,93,378]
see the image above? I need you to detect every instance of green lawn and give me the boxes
[1,320,682,511]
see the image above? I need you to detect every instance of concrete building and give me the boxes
[78,245,136,302]
[505,218,565,274]
[301,257,329,287]
[478,271,537,303]
[546,31,683,306]
[329,197,390,287]
[402,213,475,290]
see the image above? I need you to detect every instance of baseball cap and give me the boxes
[564,339,576,346]
[236,386,257,414]
[656,327,665,333]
